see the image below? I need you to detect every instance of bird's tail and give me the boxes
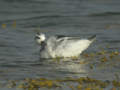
[88,35,96,42]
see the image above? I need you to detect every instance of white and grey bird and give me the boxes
[35,33,96,58]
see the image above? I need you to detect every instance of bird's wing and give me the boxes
[55,35,82,42]
[55,35,84,50]
[56,35,96,42]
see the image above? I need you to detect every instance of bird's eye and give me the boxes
[35,36,40,39]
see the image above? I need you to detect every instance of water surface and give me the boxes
[0,0,120,89]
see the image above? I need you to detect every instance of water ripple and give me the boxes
[89,12,120,17]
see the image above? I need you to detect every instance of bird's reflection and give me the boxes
[38,56,91,77]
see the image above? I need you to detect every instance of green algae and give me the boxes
[3,77,119,90]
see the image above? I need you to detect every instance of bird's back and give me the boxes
[53,38,91,57]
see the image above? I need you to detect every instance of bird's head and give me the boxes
[35,33,46,44]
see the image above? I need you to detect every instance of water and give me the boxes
[0,0,120,88]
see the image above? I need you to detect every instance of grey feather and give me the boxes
[88,35,96,42]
